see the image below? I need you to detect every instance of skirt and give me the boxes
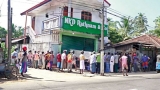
[20,62,27,73]
[80,60,85,70]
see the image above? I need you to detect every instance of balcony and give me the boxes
[42,16,62,34]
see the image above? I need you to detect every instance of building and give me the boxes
[20,0,110,64]
[114,34,160,71]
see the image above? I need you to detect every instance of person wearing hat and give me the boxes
[79,50,85,74]
[89,51,96,74]
[20,46,28,77]
[67,51,73,72]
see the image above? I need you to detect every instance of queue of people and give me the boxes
[11,48,151,77]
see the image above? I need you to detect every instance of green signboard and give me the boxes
[62,16,108,36]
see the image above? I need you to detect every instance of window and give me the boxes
[63,6,73,17]
[31,17,35,30]
[43,18,59,30]
[81,11,92,21]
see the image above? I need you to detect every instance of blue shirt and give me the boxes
[141,56,148,62]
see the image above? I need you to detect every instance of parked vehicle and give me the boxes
[156,53,160,73]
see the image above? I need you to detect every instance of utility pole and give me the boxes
[100,0,105,76]
[7,0,11,64]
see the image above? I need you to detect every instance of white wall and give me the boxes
[35,7,62,34]
[34,5,108,34]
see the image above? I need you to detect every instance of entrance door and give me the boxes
[51,44,59,64]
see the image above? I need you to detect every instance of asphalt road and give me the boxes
[0,68,160,90]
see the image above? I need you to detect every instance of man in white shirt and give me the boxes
[11,48,18,65]
[72,51,77,71]
[90,51,96,74]
[110,53,115,73]
[61,50,66,71]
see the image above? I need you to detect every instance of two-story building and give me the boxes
[20,0,110,58]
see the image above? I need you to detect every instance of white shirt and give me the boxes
[110,55,114,64]
[11,51,18,59]
[90,54,96,64]
[72,54,76,61]
[61,53,66,60]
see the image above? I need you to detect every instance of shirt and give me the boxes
[114,55,119,64]
[57,53,61,62]
[90,54,96,64]
[121,56,127,65]
[106,55,111,63]
[97,54,100,62]
[141,56,149,62]
[34,53,39,60]
[67,54,72,63]
[79,54,85,60]
[61,53,66,60]
[110,56,114,64]
[133,56,139,64]
[72,54,76,61]
[28,53,32,60]
[50,54,54,61]
[11,51,18,59]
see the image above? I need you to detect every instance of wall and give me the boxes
[34,7,62,34]
[34,5,107,35]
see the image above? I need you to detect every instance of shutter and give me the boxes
[62,35,94,53]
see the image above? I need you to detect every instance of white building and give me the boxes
[20,0,110,63]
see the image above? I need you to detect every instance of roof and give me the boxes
[20,0,111,15]
[21,0,52,15]
[114,34,160,48]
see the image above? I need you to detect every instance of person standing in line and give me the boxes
[141,54,150,72]
[96,53,100,74]
[114,53,119,73]
[49,51,54,71]
[37,51,41,69]
[129,53,133,72]
[61,50,66,71]
[79,51,85,74]
[45,51,50,70]
[127,53,131,72]
[133,53,139,72]
[11,48,18,65]
[110,53,115,73]
[89,51,96,74]
[18,50,23,64]
[40,51,45,69]
[33,51,39,69]
[20,46,28,77]
[27,50,33,68]
[56,52,61,72]
[119,53,128,76]
[72,51,77,71]
[106,52,111,72]
[67,51,73,73]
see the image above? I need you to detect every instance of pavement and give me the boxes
[0,68,160,90]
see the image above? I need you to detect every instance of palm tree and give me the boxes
[134,13,148,35]
[116,16,134,40]
[12,24,23,38]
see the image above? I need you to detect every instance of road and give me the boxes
[0,68,160,90]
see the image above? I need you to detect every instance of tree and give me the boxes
[150,16,160,37]
[12,24,23,38]
[0,26,7,38]
[116,17,134,40]
[134,13,148,36]
[108,18,123,43]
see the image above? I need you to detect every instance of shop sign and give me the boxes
[62,16,108,36]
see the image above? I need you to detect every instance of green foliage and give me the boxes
[12,24,23,38]
[108,18,123,43]
[0,26,7,38]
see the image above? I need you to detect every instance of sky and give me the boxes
[0,0,160,30]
